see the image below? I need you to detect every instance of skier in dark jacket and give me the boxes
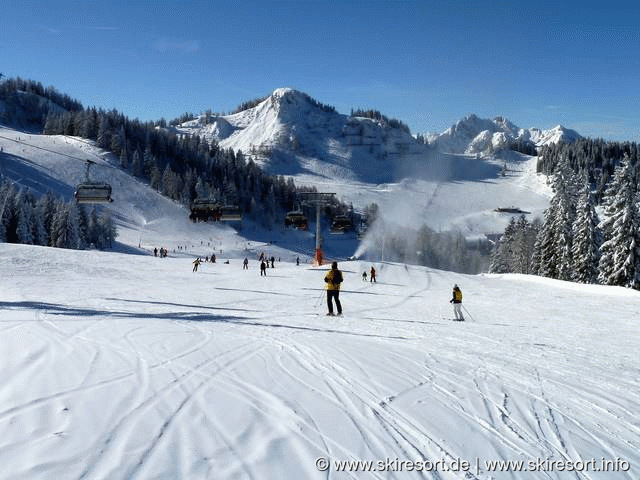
[193,258,202,272]
[260,260,267,276]
[324,261,343,315]
[450,284,464,321]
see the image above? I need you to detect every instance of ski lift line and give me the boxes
[0,133,102,165]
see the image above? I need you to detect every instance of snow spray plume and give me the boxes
[354,216,489,273]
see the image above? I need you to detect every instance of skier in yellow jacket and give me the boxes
[324,261,343,316]
[450,284,464,321]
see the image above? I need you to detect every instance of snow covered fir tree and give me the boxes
[491,154,640,290]
[0,180,116,249]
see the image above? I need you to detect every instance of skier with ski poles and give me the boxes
[449,284,464,321]
[192,257,202,272]
[324,261,343,316]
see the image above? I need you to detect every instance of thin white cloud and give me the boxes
[41,25,118,34]
[82,26,119,31]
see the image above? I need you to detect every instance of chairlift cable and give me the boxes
[0,133,100,164]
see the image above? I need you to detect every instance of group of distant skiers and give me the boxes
[153,247,168,258]
[189,251,465,321]
[361,266,376,282]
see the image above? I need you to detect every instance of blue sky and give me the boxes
[2,0,640,140]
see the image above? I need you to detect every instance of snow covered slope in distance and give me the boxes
[0,125,318,260]
[174,91,557,239]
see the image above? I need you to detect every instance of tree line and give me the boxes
[491,156,640,289]
[537,137,640,202]
[350,108,411,135]
[0,76,83,127]
[0,179,117,249]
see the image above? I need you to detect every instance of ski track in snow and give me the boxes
[1,245,639,479]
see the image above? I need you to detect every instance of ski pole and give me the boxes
[462,305,475,322]
[314,289,324,309]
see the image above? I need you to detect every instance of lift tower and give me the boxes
[298,192,335,265]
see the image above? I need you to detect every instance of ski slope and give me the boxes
[1,122,637,479]
[1,243,639,479]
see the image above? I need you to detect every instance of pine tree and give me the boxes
[553,158,578,280]
[51,201,69,248]
[36,192,57,246]
[16,192,35,245]
[119,147,129,170]
[0,180,14,242]
[97,210,117,249]
[533,163,577,280]
[67,202,84,249]
[533,197,559,278]
[572,181,600,283]
[162,165,179,199]
[143,145,154,179]
[513,215,537,274]
[1,182,19,243]
[490,217,517,273]
[598,158,640,288]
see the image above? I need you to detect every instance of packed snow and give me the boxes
[1,243,639,479]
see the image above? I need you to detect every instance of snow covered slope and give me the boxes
[1,243,638,479]
[0,125,319,260]
[427,114,581,154]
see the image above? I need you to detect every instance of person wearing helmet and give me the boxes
[324,261,343,316]
[450,284,464,321]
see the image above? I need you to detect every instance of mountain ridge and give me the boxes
[426,113,581,154]
[175,88,581,182]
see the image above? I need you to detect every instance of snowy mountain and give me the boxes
[174,88,427,184]
[426,114,581,154]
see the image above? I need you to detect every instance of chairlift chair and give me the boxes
[219,205,242,222]
[74,160,113,204]
[285,210,308,230]
[330,215,353,234]
[189,199,221,222]
[74,183,113,203]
